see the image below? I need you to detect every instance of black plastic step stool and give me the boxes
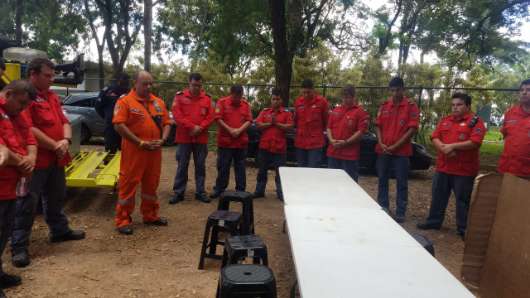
[221,234,269,267]
[218,191,254,235]
[198,210,241,270]
[411,233,435,256]
[216,264,277,298]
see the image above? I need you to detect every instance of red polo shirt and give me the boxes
[215,96,252,149]
[172,89,214,144]
[431,113,485,176]
[326,104,369,161]
[24,89,70,169]
[294,95,329,149]
[0,98,37,200]
[375,97,420,156]
[256,107,293,154]
[498,105,530,177]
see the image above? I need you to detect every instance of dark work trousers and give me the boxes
[11,166,70,253]
[255,149,286,199]
[328,157,360,182]
[376,154,410,217]
[213,147,247,194]
[425,171,475,233]
[104,123,121,153]
[0,200,16,274]
[172,143,208,196]
[295,148,323,168]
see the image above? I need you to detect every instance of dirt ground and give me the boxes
[3,146,468,298]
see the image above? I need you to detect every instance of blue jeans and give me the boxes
[376,154,410,216]
[425,171,475,233]
[12,166,71,253]
[295,148,323,168]
[255,149,286,198]
[172,143,208,196]
[213,147,247,194]
[328,157,359,182]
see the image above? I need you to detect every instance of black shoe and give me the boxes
[416,222,442,230]
[144,217,168,226]
[50,229,86,243]
[457,230,466,240]
[252,192,265,199]
[196,193,211,203]
[209,192,222,199]
[12,251,30,268]
[117,225,133,235]
[169,194,184,204]
[0,273,22,289]
[394,215,406,223]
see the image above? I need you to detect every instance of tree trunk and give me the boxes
[15,0,23,45]
[269,0,294,107]
[97,46,105,89]
[144,0,152,71]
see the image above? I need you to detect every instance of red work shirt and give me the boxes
[498,105,530,177]
[0,98,37,200]
[256,107,293,154]
[326,104,369,161]
[113,89,171,151]
[24,89,70,169]
[171,89,214,144]
[215,96,252,149]
[431,113,486,176]
[375,97,420,156]
[294,95,329,149]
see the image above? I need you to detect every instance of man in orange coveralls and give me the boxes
[112,70,171,235]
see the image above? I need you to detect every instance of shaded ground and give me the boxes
[4,145,469,297]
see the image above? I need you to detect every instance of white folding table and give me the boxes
[279,167,474,298]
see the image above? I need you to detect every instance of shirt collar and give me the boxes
[389,97,408,107]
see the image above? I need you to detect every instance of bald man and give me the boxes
[112,71,171,235]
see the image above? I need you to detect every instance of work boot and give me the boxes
[416,222,442,230]
[169,193,184,204]
[252,192,265,199]
[117,225,133,235]
[11,251,30,268]
[196,193,211,203]
[144,217,168,226]
[0,273,22,289]
[50,229,86,243]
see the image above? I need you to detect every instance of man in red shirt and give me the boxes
[417,93,485,238]
[375,77,420,223]
[211,85,252,198]
[11,59,85,268]
[294,79,329,167]
[253,88,293,200]
[498,79,530,177]
[170,73,214,204]
[326,85,369,182]
[0,80,37,293]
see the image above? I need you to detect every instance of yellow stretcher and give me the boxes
[65,151,120,188]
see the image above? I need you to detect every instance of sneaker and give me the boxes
[169,194,184,204]
[416,222,442,230]
[0,273,22,289]
[144,217,168,226]
[196,193,211,203]
[252,192,265,199]
[50,229,86,243]
[12,251,30,268]
[117,225,133,235]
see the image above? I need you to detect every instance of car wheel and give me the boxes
[80,124,91,144]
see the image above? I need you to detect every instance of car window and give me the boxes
[65,94,99,107]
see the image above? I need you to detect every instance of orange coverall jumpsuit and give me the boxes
[112,90,170,227]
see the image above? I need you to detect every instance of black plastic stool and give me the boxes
[198,210,241,269]
[218,191,254,235]
[221,235,269,267]
[411,233,435,256]
[216,264,277,298]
